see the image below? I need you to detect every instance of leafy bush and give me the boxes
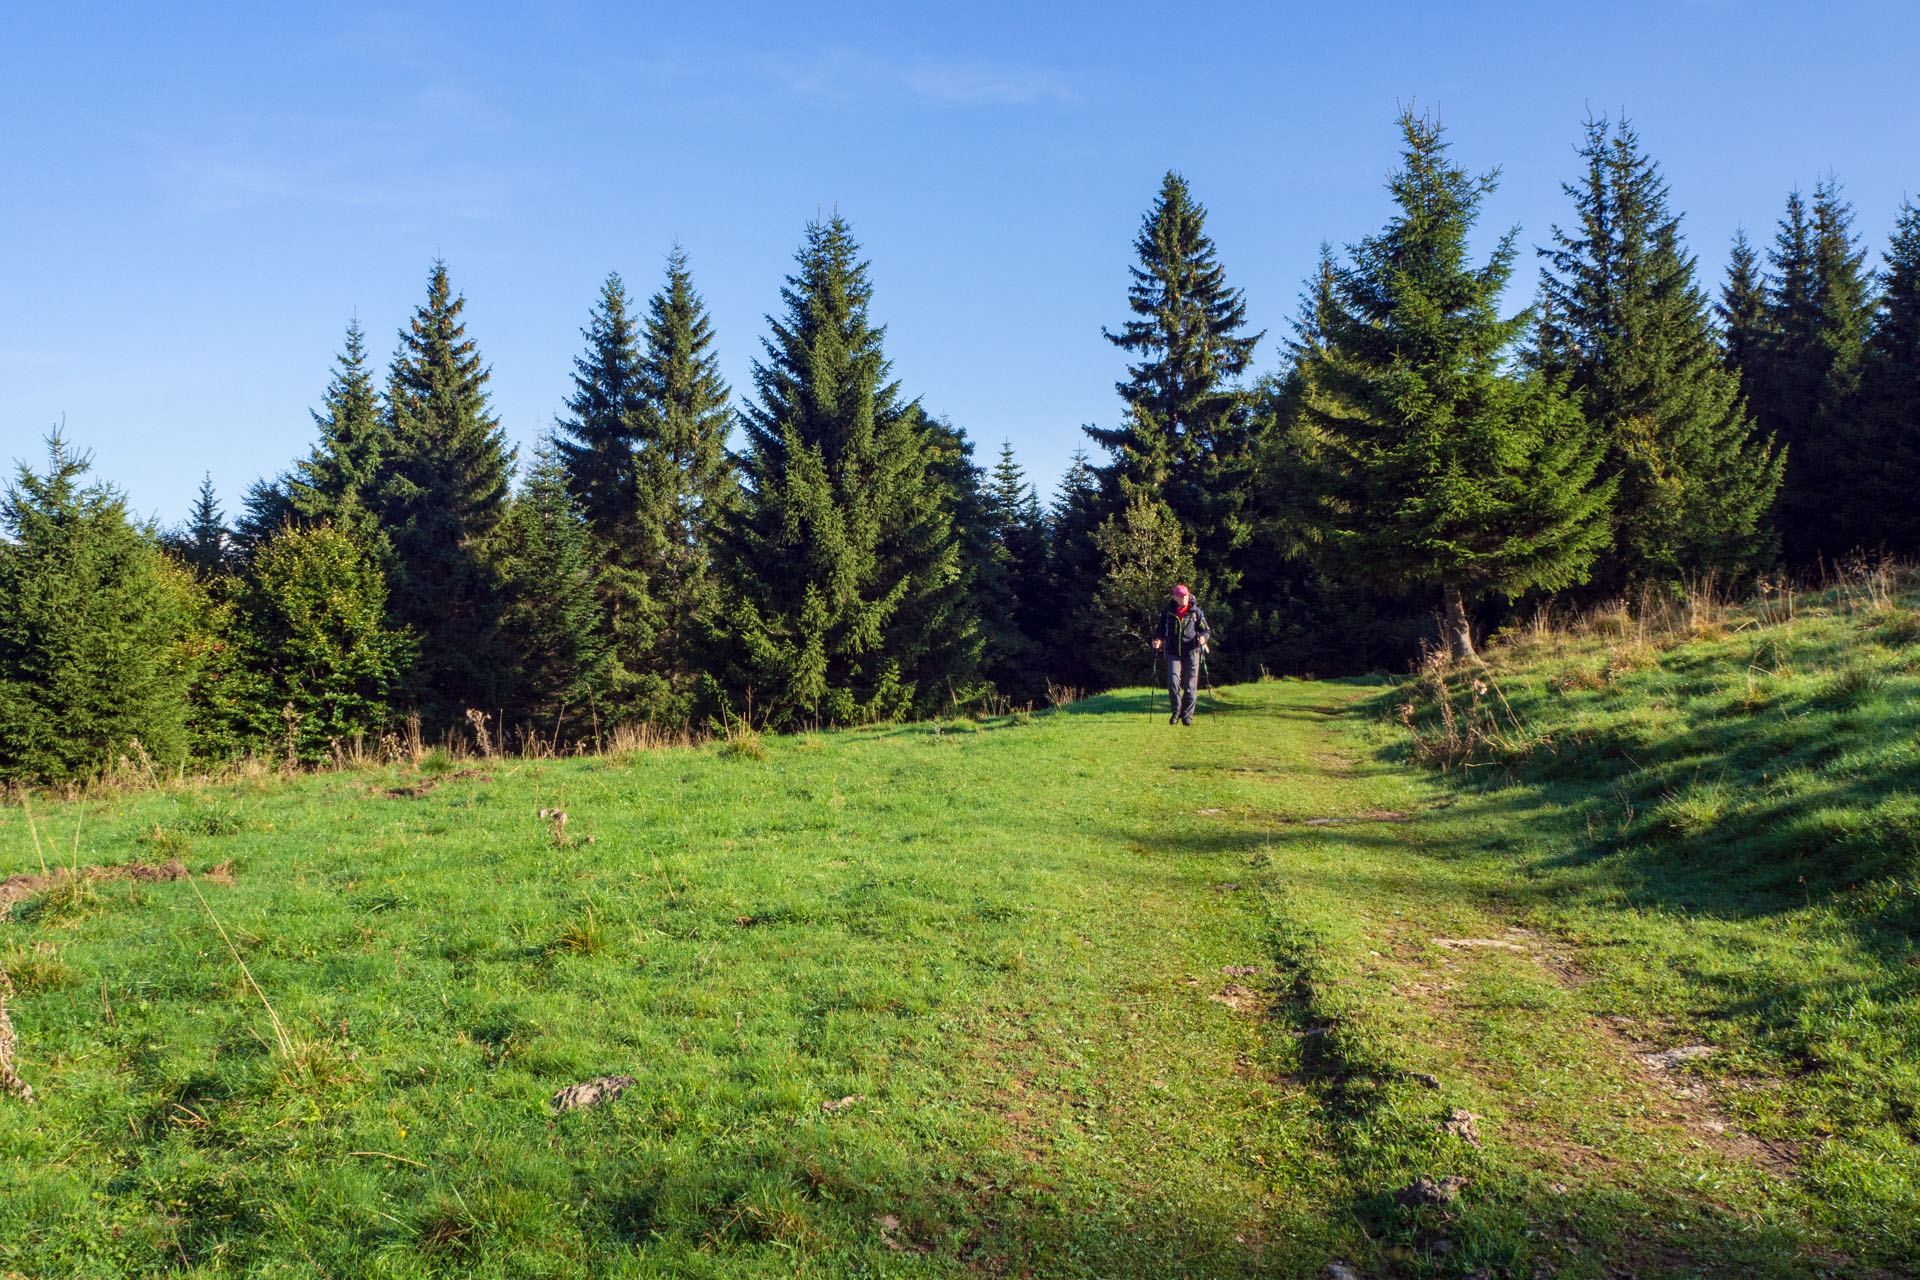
[0,434,197,782]
[228,523,415,762]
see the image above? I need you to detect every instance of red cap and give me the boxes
[1173,584,1191,597]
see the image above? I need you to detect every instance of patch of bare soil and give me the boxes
[378,769,492,798]
[549,1075,634,1112]
[1209,983,1265,1014]
[1288,810,1412,826]
[1,858,233,908]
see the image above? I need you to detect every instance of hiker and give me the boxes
[1153,583,1210,725]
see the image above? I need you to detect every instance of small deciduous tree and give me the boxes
[229,523,414,763]
[1088,493,1197,685]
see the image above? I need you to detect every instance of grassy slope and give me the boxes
[1377,583,1920,1268]
[0,631,1912,1277]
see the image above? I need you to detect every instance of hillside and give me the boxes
[1,617,1916,1276]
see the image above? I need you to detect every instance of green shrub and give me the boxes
[0,433,198,783]
[229,523,416,762]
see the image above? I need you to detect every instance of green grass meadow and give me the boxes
[3,589,1917,1278]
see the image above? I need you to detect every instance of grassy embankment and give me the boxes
[0,574,1915,1277]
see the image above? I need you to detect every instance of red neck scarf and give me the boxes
[1175,599,1191,617]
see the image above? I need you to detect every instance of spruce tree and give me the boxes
[1043,449,1107,691]
[1088,172,1262,606]
[496,445,610,735]
[624,250,738,722]
[230,474,295,558]
[1719,229,1770,385]
[377,261,516,726]
[719,216,973,728]
[170,473,230,576]
[1535,117,1781,588]
[1297,112,1614,660]
[0,433,195,781]
[1855,199,1920,554]
[293,318,390,548]
[1757,182,1875,561]
[977,441,1051,700]
[554,273,647,541]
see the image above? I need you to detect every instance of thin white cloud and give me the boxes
[764,47,1075,107]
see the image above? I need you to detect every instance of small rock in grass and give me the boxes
[1411,1072,1442,1090]
[1326,1264,1365,1280]
[1441,1108,1482,1146]
[1641,1044,1717,1071]
[1209,983,1262,1014]
[821,1093,865,1114]
[1394,1174,1468,1208]
[1221,964,1264,978]
[550,1075,635,1112]
[1197,808,1222,815]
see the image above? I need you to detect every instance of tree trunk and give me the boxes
[1441,581,1477,663]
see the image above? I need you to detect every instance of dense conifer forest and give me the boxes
[5,110,1918,782]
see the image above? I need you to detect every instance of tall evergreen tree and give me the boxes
[554,273,647,541]
[1043,449,1107,691]
[0,434,195,781]
[1534,117,1781,588]
[230,474,295,558]
[1753,182,1875,562]
[1718,228,1770,385]
[293,318,390,547]
[378,260,516,726]
[169,473,230,576]
[1854,199,1920,554]
[1296,112,1614,660]
[496,444,610,735]
[718,216,974,728]
[1089,172,1263,608]
[976,441,1051,700]
[624,250,738,722]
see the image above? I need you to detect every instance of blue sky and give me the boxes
[4,1,1916,526]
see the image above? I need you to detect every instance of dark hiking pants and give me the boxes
[1167,652,1201,724]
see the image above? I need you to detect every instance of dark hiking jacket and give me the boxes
[1156,601,1211,655]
